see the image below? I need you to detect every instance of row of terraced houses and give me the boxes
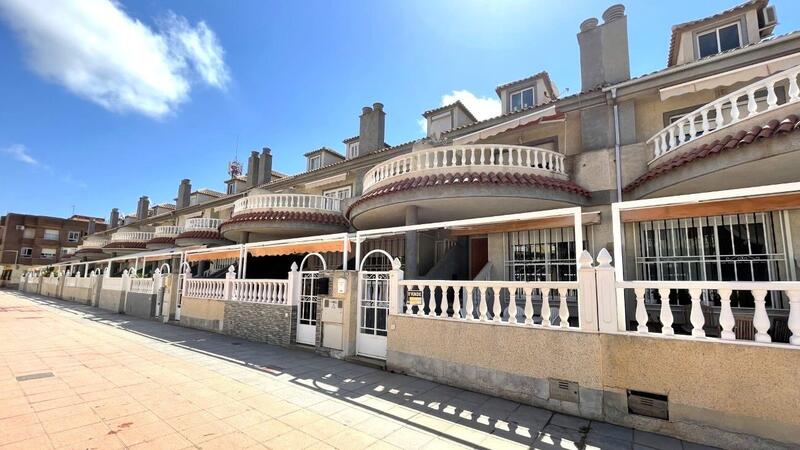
[14,2,800,448]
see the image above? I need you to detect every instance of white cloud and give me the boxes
[1,144,38,165]
[441,90,501,121]
[0,0,229,118]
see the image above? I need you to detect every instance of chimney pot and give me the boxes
[580,17,599,31]
[372,102,384,111]
[257,147,273,185]
[361,106,372,115]
[602,4,625,23]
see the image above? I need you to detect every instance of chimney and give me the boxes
[177,179,191,209]
[87,219,96,234]
[246,151,260,187]
[577,4,630,92]
[258,147,273,185]
[136,196,150,220]
[110,208,119,228]
[359,102,386,154]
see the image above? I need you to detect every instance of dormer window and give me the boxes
[347,142,359,159]
[697,23,741,59]
[309,155,321,170]
[510,87,535,112]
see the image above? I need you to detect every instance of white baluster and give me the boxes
[715,103,725,128]
[524,288,533,325]
[558,288,569,328]
[659,133,668,155]
[635,287,648,333]
[766,81,778,110]
[718,288,735,340]
[668,128,676,149]
[753,289,771,343]
[465,286,474,320]
[729,97,740,123]
[658,288,674,336]
[677,121,686,144]
[478,287,488,321]
[541,289,551,327]
[701,109,710,133]
[452,286,461,319]
[787,289,800,346]
[689,288,705,338]
[492,286,502,322]
[427,284,437,317]
[746,89,758,117]
[439,285,448,318]
[789,72,800,102]
[688,116,696,142]
[507,288,517,324]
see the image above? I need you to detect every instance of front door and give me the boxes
[297,271,318,345]
[469,237,488,279]
[356,270,390,359]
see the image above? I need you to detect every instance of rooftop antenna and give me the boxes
[227,135,242,178]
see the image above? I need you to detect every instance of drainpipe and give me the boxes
[611,87,623,202]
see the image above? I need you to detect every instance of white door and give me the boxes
[296,271,319,345]
[357,270,390,359]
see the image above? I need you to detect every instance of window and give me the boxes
[43,229,59,240]
[20,247,32,257]
[506,226,591,282]
[323,186,352,200]
[309,155,321,171]
[348,142,360,159]
[23,228,35,239]
[41,248,56,259]
[67,231,80,242]
[510,87,535,112]
[697,23,741,59]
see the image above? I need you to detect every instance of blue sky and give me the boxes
[1,0,799,220]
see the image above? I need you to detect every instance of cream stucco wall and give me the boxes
[387,315,800,449]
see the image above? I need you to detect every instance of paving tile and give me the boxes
[382,427,435,449]
[550,413,591,431]
[634,430,683,450]
[264,429,321,449]
[240,419,294,442]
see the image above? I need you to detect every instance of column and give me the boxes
[405,205,419,279]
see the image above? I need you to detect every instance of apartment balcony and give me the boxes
[626,65,800,198]
[348,144,589,229]
[175,218,230,247]
[74,236,109,261]
[103,231,153,255]
[219,194,348,242]
[146,225,184,250]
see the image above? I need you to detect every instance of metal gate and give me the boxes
[356,250,393,359]
[297,253,325,346]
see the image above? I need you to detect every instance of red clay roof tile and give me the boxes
[220,211,348,229]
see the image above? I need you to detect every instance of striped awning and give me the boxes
[186,249,241,262]
[248,239,350,257]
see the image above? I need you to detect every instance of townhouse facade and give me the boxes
[20,1,800,448]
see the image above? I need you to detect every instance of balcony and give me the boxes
[103,231,153,254]
[626,64,800,198]
[220,194,348,242]
[349,144,589,229]
[175,218,230,247]
[147,225,184,250]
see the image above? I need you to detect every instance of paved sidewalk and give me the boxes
[0,290,715,449]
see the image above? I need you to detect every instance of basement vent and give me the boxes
[628,390,669,420]
[549,378,579,403]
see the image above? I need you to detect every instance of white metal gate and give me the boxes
[356,250,393,359]
[297,253,325,346]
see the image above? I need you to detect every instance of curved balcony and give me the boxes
[175,218,229,247]
[103,231,153,254]
[349,144,589,229]
[75,236,109,261]
[648,65,800,165]
[626,65,800,198]
[220,194,348,242]
[147,225,184,250]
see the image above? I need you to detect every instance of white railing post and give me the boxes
[595,249,619,332]
[286,262,301,306]
[577,250,598,331]
[389,258,404,315]
[788,289,800,346]
[224,266,235,300]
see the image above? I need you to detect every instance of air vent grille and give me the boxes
[628,390,669,420]
[549,378,579,403]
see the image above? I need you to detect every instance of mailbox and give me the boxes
[321,297,343,350]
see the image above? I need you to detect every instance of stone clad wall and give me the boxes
[222,302,296,347]
[387,315,800,450]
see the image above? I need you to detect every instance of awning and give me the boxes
[186,249,241,262]
[450,212,601,236]
[248,239,350,257]
[660,53,800,100]
[620,192,800,222]
[452,106,562,145]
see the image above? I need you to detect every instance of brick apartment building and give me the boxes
[0,213,107,286]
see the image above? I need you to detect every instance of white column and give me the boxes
[286,262,301,307]
[787,289,800,346]
[223,266,236,301]
[389,258,404,315]
[577,250,598,331]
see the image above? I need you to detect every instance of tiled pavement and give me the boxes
[0,290,718,449]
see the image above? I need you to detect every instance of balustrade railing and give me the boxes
[184,278,225,300]
[616,281,800,345]
[233,194,342,216]
[648,64,800,161]
[231,279,289,304]
[130,278,156,294]
[154,226,184,237]
[184,218,222,231]
[80,238,109,249]
[363,145,568,192]
[110,231,154,242]
[400,279,580,328]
